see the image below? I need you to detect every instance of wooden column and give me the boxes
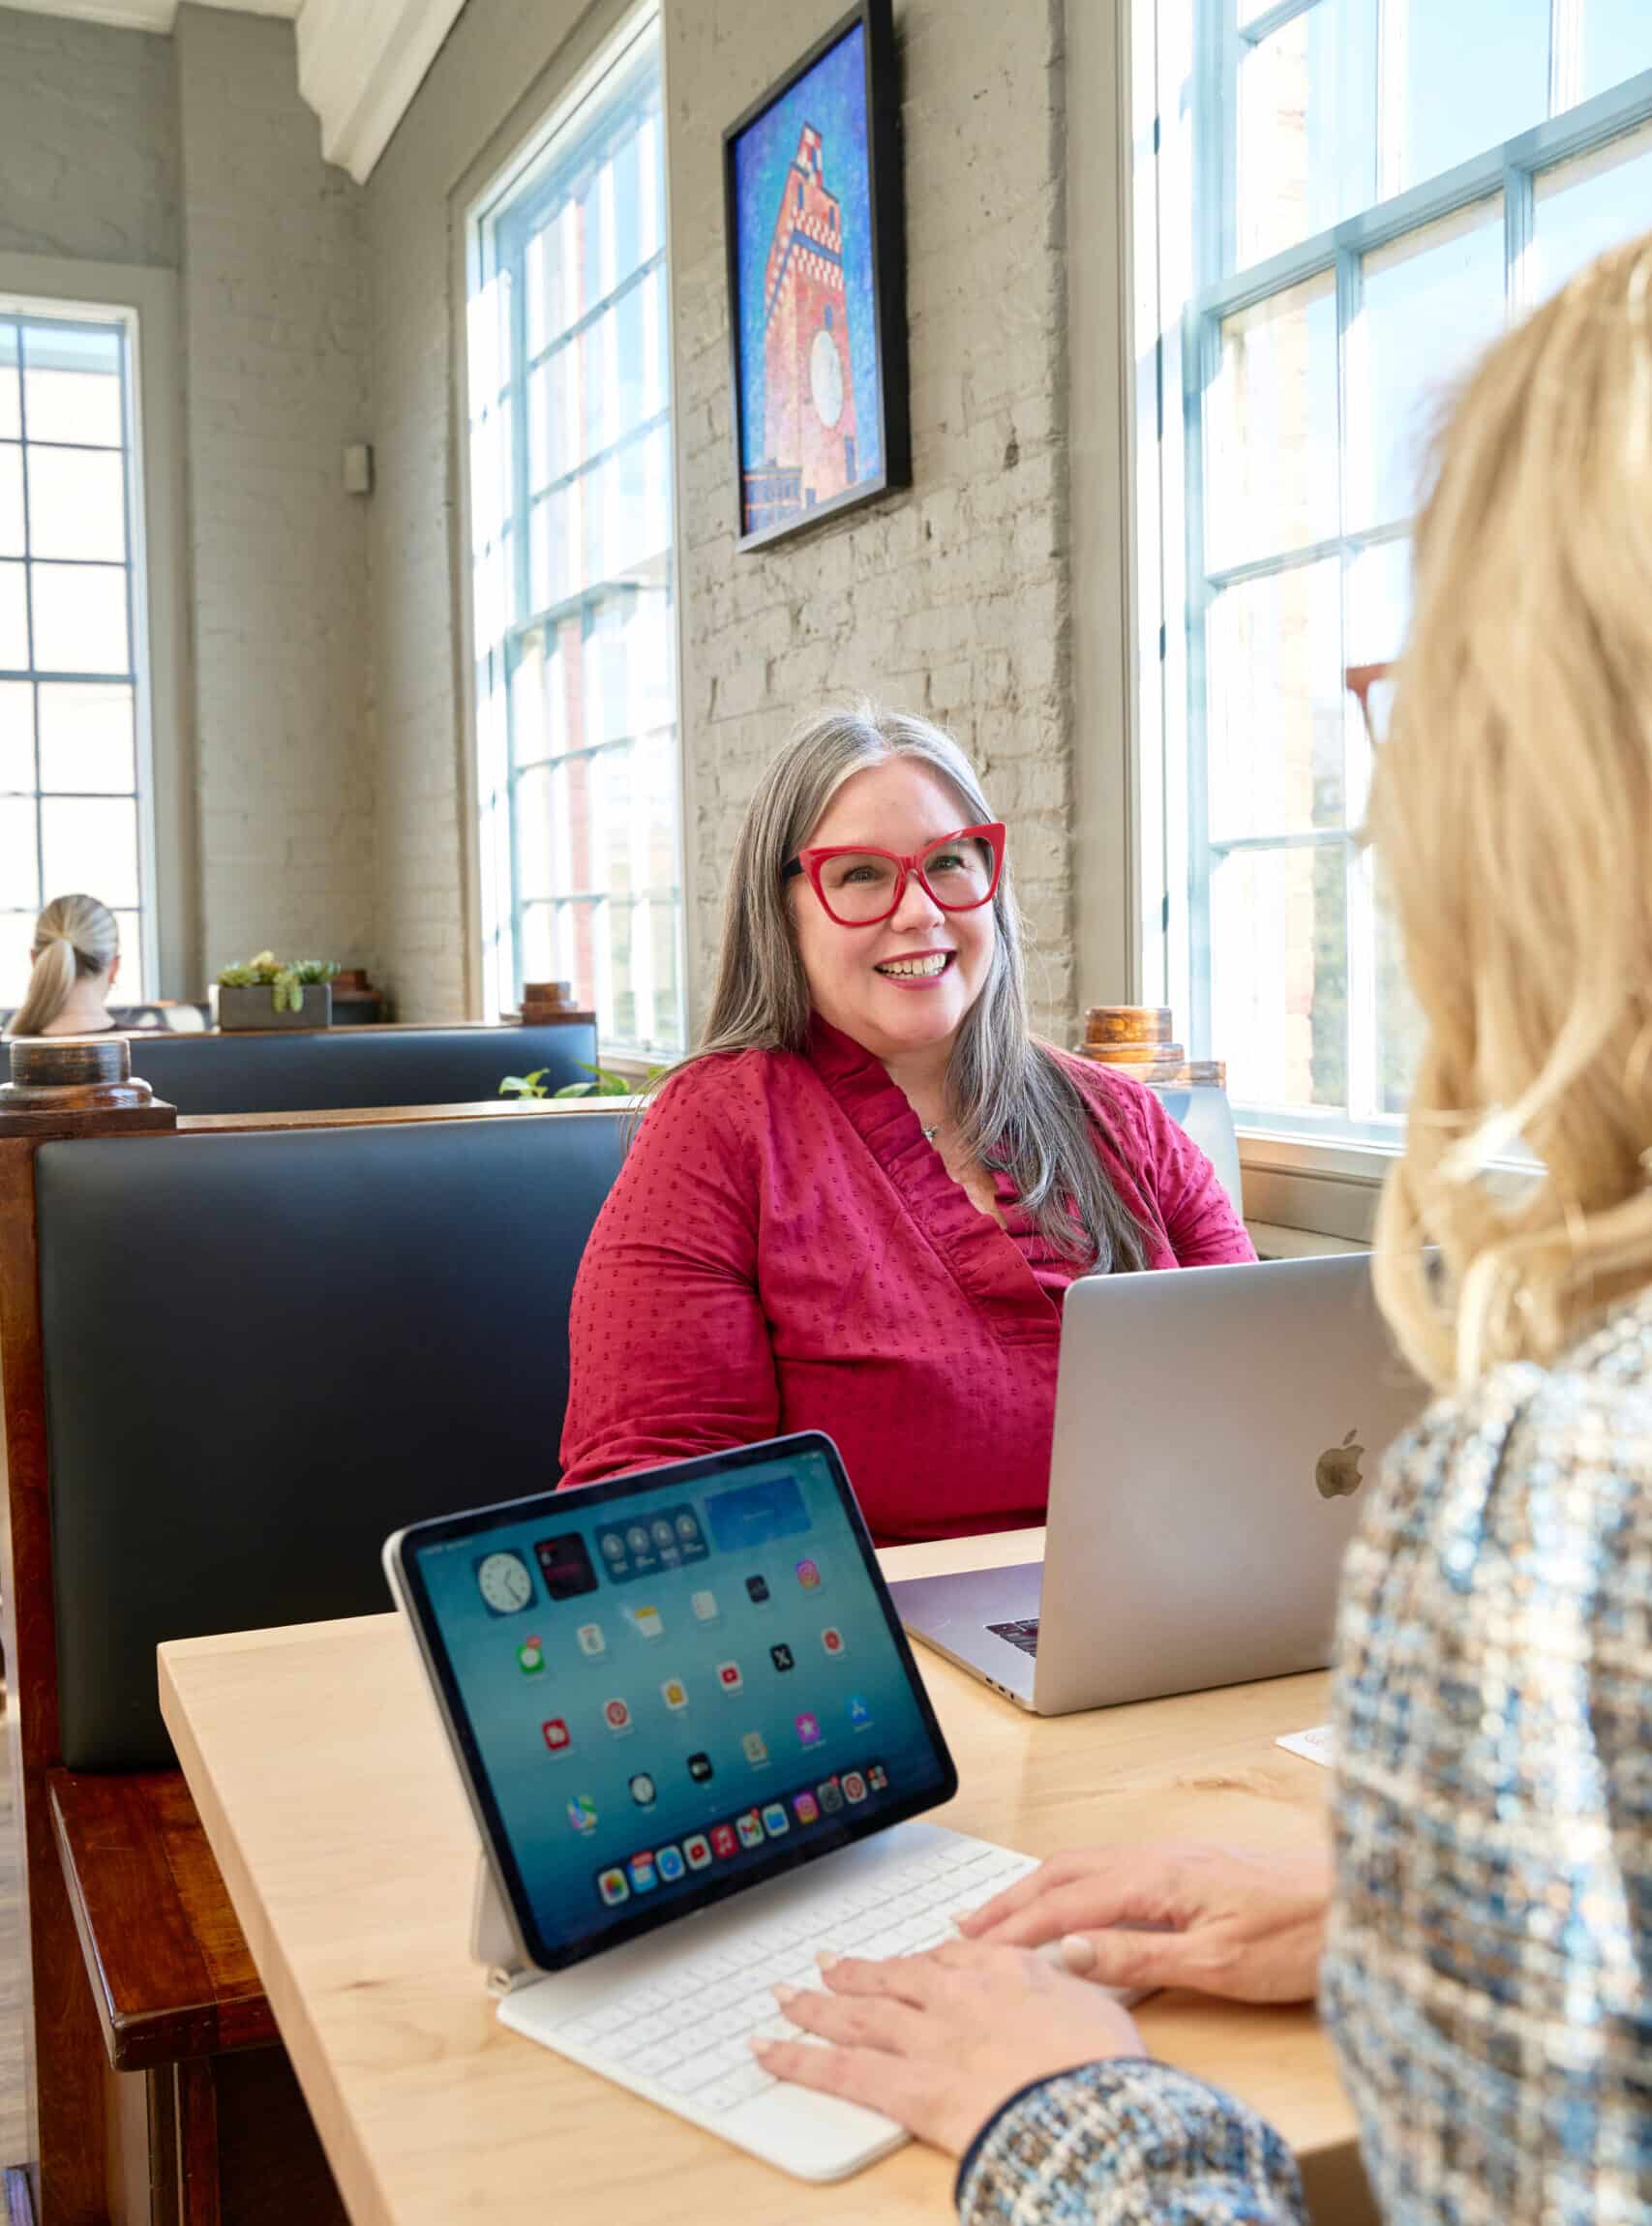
[0,1038,177,2224]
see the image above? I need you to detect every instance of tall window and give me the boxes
[466,9,683,1055]
[0,308,153,1008]
[1136,6,1652,1146]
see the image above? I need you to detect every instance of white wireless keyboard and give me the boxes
[498,1820,1039,2181]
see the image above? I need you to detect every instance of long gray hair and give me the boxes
[679,704,1147,1274]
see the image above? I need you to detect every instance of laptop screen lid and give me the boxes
[1034,1254,1428,1713]
[385,1432,957,1973]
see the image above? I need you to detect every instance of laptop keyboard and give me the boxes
[987,1616,1041,1659]
[513,1833,1037,2121]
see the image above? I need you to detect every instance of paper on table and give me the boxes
[1276,1724,1335,1768]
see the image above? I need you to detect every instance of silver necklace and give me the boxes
[921,1121,942,1142]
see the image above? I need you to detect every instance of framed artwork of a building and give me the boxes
[723,0,909,553]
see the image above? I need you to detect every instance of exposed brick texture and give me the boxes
[0,6,179,268]
[173,5,376,978]
[668,0,1075,1037]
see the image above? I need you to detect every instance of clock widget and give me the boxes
[474,1549,534,1616]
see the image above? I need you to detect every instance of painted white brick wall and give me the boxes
[668,0,1076,1039]
[173,4,376,978]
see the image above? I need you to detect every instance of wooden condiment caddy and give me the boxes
[1077,1006,1225,1088]
[0,1035,177,1136]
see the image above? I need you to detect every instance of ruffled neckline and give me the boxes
[803,1014,1060,1346]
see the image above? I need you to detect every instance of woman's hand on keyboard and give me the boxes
[956,1839,1330,2003]
[753,1940,1144,2157]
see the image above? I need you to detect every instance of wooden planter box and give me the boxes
[217,984,333,1032]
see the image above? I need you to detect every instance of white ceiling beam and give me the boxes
[295,0,467,184]
[0,0,178,30]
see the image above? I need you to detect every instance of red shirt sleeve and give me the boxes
[557,1062,781,1488]
[1130,1081,1256,1266]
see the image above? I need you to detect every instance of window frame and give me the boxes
[453,1,687,1054]
[1132,3,1652,1222]
[0,254,192,1001]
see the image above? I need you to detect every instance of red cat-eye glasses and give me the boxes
[781,823,1006,927]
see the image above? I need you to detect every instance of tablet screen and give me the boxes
[392,1434,956,1970]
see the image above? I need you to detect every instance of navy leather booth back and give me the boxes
[0,1021,596,1114]
[36,1111,628,1770]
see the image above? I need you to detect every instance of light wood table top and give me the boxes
[159,1527,1363,2225]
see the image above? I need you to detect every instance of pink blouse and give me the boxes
[559,1018,1254,1542]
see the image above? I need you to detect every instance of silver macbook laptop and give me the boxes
[887,1253,1428,1715]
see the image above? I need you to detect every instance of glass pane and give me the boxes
[0,325,17,441]
[1237,0,1377,271]
[1207,272,1338,572]
[30,561,130,674]
[520,899,554,982]
[38,682,135,792]
[112,909,144,1002]
[1532,123,1652,304]
[650,896,680,1049]
[1392,0,1549,194]
[515,763,554,902]
[1211,843,1349,1111]
[1580,0,1652,103]
[1346,199,1505,533]
[0,560,26,668]
[0,920,33,1009]
[0,797,39,913]
[26,446,127,562]
[1344,537,1411,668]
[41,795,138,907]
[0,445,21,558]
[1207,559,1344,841]
[0,681,31,792]
[21,323,123,446]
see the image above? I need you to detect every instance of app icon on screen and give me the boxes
[596,1867,629,1906]
[650,1519,676,1550]
[656,1843,686,1882]
[847,1695,872,1727]
[745,1575,770,1605]
[716,1660,744,1696]
[687,1751,713,1783]
[761,1801,789,1836]
[517,1636,545,1674]
[566,1793,598,1835]
[627,1604,664,1641]
[628,1851,658,1892]
[736,1810,765,1850]
[821,1626,846,1657]
[626,1526,649,1554]
[660,1676,689,1711]
[769,1643,795,1673]
[843,1771,868,1804]
[741,1730,769,1767]
[599,1530,626,1563]
[795,1558,822,1591]
[474,1549,534,1617]
[710,1823,738,1859]
[683,1832,713,1870]
[793,1790,820,1824]
[575,1622,606,1657]
[630,1772,657,1808]
[541,1718,571,1753]
[533,1533,598,1600]
[690,1589,720,1623]
[603,1697,633,1735]
[867,1761,889,1791]
[817,1776,843,1814]
[676,1510,704,1545]
[795,1712,822,1747]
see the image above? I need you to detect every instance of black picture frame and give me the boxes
[721,0,910,556]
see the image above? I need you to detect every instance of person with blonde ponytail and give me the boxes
[755,240,1652,2226]
[8,894,122,1038]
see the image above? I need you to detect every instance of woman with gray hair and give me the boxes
[558,705,1251,1541]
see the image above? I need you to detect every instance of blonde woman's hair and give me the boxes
[9,893,119,1038]
[1370,229,1652,1391]
[678,704,1148,1273]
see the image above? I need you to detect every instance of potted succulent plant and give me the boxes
[216,952,339,1031]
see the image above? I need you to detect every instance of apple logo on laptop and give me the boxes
[1315,1429,1366,1500]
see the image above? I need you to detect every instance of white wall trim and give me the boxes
[296,0,468,183]
[0,0,296,31]
[0,252,198,998]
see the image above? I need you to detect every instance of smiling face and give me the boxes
[788,757,999,1067]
